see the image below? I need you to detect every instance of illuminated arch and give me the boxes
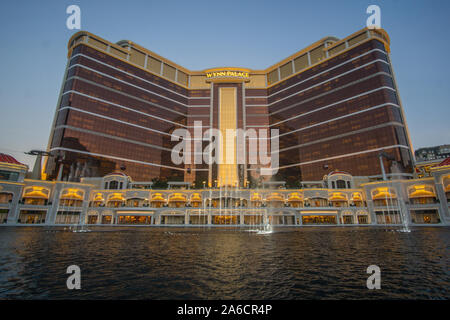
[371,187,397,200]
[106,193,125,208]
[371,187,398,207]
[60,188,84,207]
[168,193,187,208]
[329,192,348,201]
[150,193,166,208]
[287,192,303,208]
[408,185,436,198]
[92,193,105,202]
[190,193,202,208]
[351,192,363,201]
[107,193,125,201]
[89,193,105,207]
[22,186,50,205]
[250,193,262,202]
[60,188,84,200]
[23,186,50,199]
[168,193,187,202]
[266,192,285,201]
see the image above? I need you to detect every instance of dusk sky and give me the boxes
[0,0,449,168]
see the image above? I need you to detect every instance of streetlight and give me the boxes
[25,150,52,180]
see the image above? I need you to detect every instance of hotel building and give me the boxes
[4,27,443,228]
[44,27,414,186]
[1,154,449,226]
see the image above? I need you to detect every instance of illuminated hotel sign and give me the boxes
[205,68,250,82]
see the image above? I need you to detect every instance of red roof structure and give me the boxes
[0,153,25,166]
[436,157,450,167]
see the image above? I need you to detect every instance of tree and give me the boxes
[151,177,168,189]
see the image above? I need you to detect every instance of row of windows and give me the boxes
[269,61,392,114]
[58,128,180,168]
[55,110,181,150]
[68,69,188,115]
[62,93,186,132]
[268,40,386,95]
[268,49,388,105]
[0,170,19,182]
[270,88,398,132]
[69,55,189,106]
[276,105,402,150]
[72,45,189,95]
[278,126,404,166]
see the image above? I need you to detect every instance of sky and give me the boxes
[0,0,449,168]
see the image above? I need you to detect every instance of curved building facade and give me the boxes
[44,27,414,186]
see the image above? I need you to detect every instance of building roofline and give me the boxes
[67,27,391,76]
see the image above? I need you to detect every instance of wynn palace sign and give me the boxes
[205,68,250,82]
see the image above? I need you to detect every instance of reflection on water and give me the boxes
[0,226,448,299]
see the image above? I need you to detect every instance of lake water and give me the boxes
[0,226,448,299]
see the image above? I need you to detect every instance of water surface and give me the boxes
[0,226,448,299]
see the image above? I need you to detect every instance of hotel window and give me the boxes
[0,170,19,182]
[267,69,279,85]
[147,56,162,74]
[109,181,119,190]
[55,211,81,224]
[294,54,309,72]
[129,48,146,67]
[110,46,128,59]
[280,61,293,80]
[309,45,325,64]
[71,36,86,48]
[336,180,346,189]
[328,42,346,56]
[369,30,385,42]
[348,32,368,47]
[87,37,108,51]
[177,71,188,86]
[163,63,176,81]
[358,215,368,224]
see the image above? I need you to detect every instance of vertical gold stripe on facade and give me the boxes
[218,87,237,187]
